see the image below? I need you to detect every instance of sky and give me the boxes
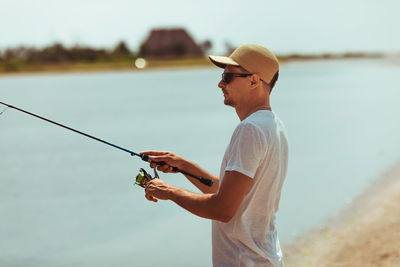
[1,0,399,55]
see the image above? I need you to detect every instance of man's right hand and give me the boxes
[139,151,186,173]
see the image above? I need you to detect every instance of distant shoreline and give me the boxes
[0,57,214,75]
[0,54,385,77]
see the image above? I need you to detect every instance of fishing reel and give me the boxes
[135,168,159,188]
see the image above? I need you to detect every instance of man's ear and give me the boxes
[249,74,261,89]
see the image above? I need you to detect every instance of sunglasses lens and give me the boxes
[222,73,232,84]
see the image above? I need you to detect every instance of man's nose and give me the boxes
[218,80,225,88]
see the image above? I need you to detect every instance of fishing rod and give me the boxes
[0,101,213,187]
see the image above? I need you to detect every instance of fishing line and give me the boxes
[0,101,213,187]
[0,106,8,116]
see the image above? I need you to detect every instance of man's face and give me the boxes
[218,65,251,107]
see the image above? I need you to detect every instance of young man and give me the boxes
[142,43,288,267]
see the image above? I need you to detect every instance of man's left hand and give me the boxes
[145,179,174,202]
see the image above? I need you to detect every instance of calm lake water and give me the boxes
[1,58,400,266]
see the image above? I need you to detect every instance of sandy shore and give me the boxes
[283,160,400,267]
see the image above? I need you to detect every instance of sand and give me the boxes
[283,161,400,267]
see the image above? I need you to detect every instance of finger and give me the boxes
[140,151,168,156]
[150,162,158,168]
[144,185,154,196]
[145,184,158,202]
[157,165,171,173]
[145,193,151,201]
[163,166,174,173]
[145,192,158,202]
[148,155,170,163]
[145,181,153,191]
[150,161,167,170]
[144,183,151,194]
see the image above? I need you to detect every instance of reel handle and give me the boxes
[140,154,213,187]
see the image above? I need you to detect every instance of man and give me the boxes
[142,43,288,267]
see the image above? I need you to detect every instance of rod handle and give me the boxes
[195,176,214,187]
[172,166,214,187]
[140,154,213,187]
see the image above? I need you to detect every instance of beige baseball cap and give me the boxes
[209,43,279,83]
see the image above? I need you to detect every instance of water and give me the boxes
[1,58,400,266]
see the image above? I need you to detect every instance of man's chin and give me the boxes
[224,98,234,107]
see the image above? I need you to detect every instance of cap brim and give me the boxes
[208,55,239,69]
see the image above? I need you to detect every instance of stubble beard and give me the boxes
[223,90,235,107]
[224,98,234,107]
[223,94,234,107]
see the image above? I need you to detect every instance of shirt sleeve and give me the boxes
[225,122,267,179]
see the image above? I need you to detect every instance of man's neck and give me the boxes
[235,102,271,121]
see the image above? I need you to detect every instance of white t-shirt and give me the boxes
[212,110,288,267]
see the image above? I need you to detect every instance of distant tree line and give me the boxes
[0,27,218,72]
[0,41,133,71]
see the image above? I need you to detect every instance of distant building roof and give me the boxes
[139,28,204,58]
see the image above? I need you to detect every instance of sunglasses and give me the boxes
[221,73,252,84]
